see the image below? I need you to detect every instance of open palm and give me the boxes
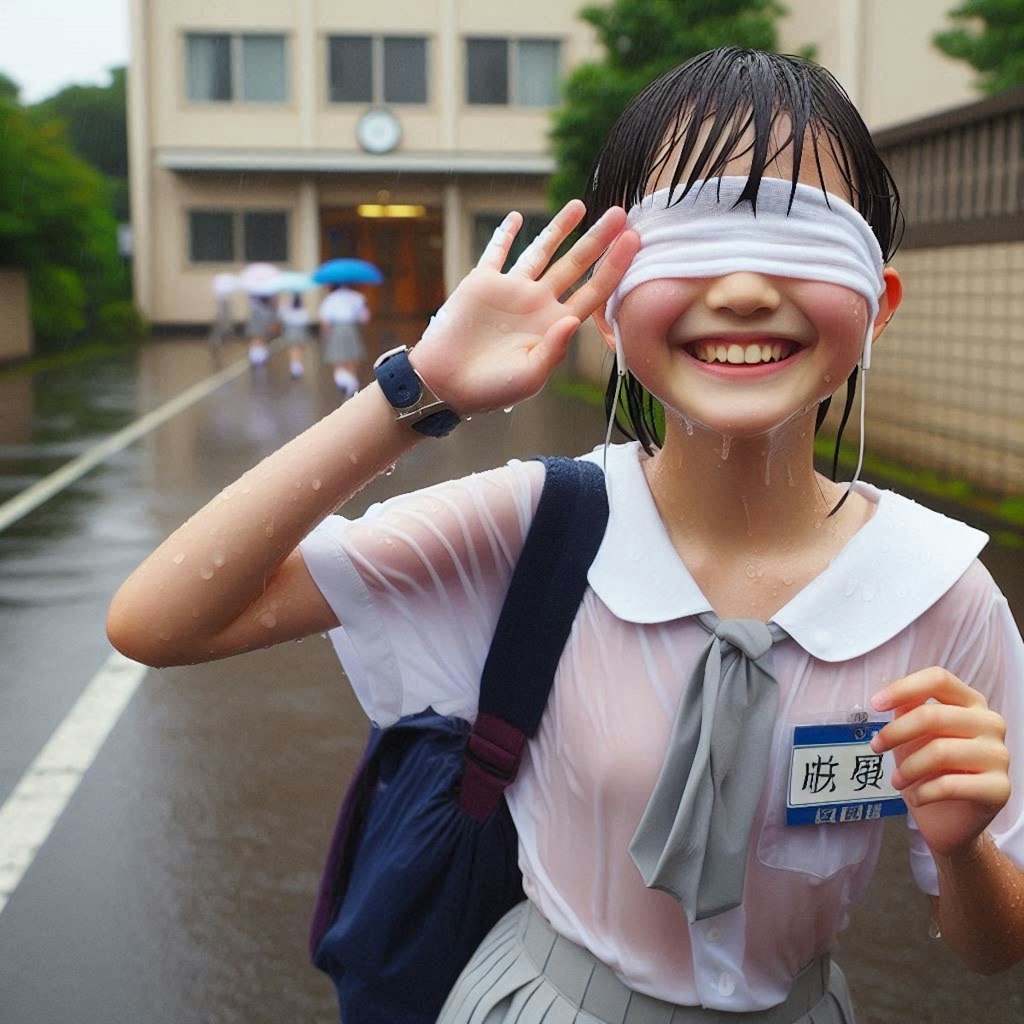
[410,201,639,415]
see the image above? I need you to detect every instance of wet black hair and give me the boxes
[585,47,904,474]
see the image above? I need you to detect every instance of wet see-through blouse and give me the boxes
[298,442,1024,1011]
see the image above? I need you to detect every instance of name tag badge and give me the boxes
[787,722,907,826]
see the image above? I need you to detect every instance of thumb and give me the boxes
[531,316,581,375]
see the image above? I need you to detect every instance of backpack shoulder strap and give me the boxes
[459,455,608,820]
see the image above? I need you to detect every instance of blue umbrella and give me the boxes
[312,258,384,286]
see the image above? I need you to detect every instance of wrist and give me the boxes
[373,345,461,438]
[937,831,989,868]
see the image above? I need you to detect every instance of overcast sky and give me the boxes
[0,0,129,102]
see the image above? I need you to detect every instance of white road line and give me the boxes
[0,352,255,535]
[0,652,149,917]
[0,347,274,916]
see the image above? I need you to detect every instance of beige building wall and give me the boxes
[780,0,976,130]
[0,269,34,363]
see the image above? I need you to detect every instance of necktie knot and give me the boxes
[702,615,775,660]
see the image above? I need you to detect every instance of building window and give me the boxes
[243,211,288,262]
[188,210,289,263]
[328,36,428,104]
[186,33,288,103]
[189,211,234,262]
[472,212,550,267]
[466,38,561,106]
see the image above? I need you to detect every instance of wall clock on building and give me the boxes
[356,109,402,154]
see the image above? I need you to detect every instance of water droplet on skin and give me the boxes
[349,453,358,465]
[200,567,214,580]
[260,612,277,628]
[265,525,274,538]
[383,537,395,547]
[823,374,832,384]
[505,376,513,384]
[173,552,185,565]
[191,608,200,618]
[312,479,322,491]
[720,436,731,460]
[384,465,395,477]
[241,485,251,494]
[503,406,514,414]
[159,631,170,641]
[295,480,303,489]
[213,551,226,568]
[782,573,794,586]
[745,563,758,579]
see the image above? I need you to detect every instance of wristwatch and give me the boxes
[372,346,462,437]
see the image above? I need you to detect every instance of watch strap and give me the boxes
[373,346,461,437]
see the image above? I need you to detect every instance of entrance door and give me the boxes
[320,209,445,357]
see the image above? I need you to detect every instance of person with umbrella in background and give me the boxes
[240,263,282,367]
[272,271,318,380]
[312,259,383,398]
[208,272,238,346]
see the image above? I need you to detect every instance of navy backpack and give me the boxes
[309,456,608,1024]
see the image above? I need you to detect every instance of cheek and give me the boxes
[618,279,699,337]
[792,283,870,356]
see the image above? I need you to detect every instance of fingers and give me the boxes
[892,736,1010,790]
[477,211,524,271]
[901,771,1011,810]
[870,702,1005,755]
[510,200,586,278]
[871,667,986,716]
[541,206,628,297]
[563,227,642,322]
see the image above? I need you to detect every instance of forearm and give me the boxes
[933,831,1024,973]
[107,382,423,662]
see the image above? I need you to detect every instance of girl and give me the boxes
[279,290,312,379]
[319,281,370,397]
[245,291,278,366]
[108,48,1023,1023]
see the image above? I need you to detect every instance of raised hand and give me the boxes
[870,667,1011,858]
[409,200,640,416]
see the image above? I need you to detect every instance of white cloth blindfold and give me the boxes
[605,177,886,371]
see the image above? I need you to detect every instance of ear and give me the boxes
[870,267,903,345]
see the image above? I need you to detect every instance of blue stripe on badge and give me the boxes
[793,723,886,747]
[787,798,907,826]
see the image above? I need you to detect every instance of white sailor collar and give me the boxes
[578,443,988,662]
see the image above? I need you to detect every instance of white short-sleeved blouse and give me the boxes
[298,442,1024,1011]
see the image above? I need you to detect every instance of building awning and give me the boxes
[157,148,555,175]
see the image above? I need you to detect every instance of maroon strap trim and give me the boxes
[458,712,527,822]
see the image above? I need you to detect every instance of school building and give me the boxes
[127,1,1024,494]
[127,0,975,328]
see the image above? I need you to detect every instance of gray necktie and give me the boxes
[629,614,786,921]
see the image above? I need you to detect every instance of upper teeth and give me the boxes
[692,342,792,364]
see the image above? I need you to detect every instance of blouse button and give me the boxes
[706,927,722,943]
[718,972,736,997]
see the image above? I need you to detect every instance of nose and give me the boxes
[704,272,781,317]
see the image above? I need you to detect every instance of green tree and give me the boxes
[934,0,1024,95]
[0,89,129,346]
[30,67,130,221]
[549,0,788,210]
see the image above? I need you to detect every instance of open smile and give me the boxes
[685,338,802,365]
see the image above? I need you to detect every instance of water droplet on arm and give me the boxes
[173,552,185,565]
[200,567,214,580]
[312,478,322,491]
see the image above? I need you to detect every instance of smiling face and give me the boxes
[598,124,901,441]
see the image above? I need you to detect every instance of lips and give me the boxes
[685,339,802,366]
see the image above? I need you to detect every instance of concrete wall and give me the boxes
[0,269,33,363]
[868,241,1024,493]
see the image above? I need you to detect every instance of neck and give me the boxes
[644,412,845,553]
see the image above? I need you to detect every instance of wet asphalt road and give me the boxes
[0,335,1022,1023]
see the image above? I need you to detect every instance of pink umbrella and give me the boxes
[239,262,280,295]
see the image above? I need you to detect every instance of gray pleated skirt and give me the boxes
[322,322,366,363]
[282,323,309,346]
[246,302,275,339]
[437,902,855,1024]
